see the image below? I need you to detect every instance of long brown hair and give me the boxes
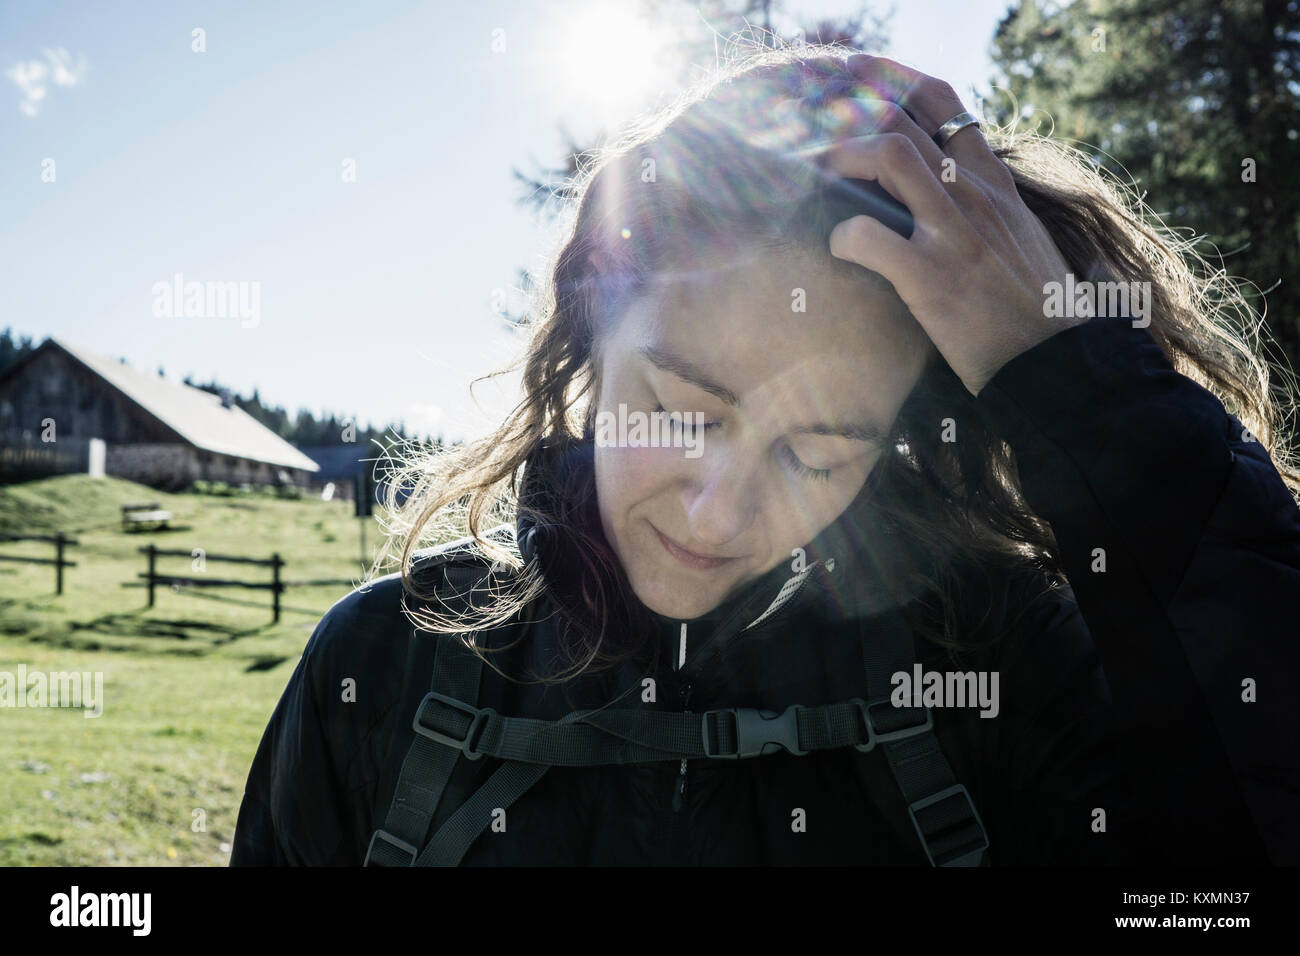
[372,42,1300,683]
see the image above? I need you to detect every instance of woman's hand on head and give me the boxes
[814,54,1082,397]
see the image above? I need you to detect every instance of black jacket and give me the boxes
[231,316,1300,865]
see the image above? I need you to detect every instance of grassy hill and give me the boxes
[0,474,392,865]
[0,474,160,537]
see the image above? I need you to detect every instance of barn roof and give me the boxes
[39,338,320,473]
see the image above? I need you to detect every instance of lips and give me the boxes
[652,525,738,570]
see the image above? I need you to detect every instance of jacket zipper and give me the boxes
[672,677,693,812]
[672,622,691,814]
[666,570,819,828]
[665,572,816,837]
[665,567,816,832]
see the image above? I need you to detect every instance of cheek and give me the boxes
[594,445,679,525]
[764,458,877,550]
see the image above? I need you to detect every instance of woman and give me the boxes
[231,46,1300,866]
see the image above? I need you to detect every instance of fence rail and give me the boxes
[0,533,78,593]
[1,532,345,621]
[138,545,284,622]
[142,548,281,567]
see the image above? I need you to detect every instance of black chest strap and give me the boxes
[366,577,989,866]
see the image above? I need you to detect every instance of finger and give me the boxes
[818,95,981,199]
[817,133,962,229]
[818,96,943,167]
[827,213,917,285]
[845,54,1005,181]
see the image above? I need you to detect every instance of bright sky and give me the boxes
[2,0,1011,443]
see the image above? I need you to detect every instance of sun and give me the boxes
[548,1,684,127]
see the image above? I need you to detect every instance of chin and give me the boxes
[635,586,719,621]
[624,560,736,620]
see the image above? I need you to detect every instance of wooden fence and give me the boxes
[0,533,78,593]
[138,545,284,622]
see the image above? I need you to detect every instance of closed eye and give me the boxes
[778,443,832,482]
[654,403,721,433]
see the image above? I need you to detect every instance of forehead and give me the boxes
[616,248,930,420]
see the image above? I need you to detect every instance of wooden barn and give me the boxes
[0,337,320,489]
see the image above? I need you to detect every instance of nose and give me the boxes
[680,443,758,549]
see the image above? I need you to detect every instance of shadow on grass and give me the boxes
[67,612,262,643]
[0,598,42,635]
[21,616,270,657]
[245,654,291,672]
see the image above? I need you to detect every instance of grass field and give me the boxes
[0,474,388,865]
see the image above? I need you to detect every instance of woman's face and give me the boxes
[592,247,932,620]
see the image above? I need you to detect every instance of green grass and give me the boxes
[0,474,391,865]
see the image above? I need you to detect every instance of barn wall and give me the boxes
[0,349,173,443]
[202,451,270,485]
[104,446,310,491]
[1,347,314,489]
[106,443,198,490]
[0,434,96,482]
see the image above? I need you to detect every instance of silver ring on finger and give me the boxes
[933,111,981,149]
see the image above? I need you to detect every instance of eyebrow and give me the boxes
[640,345,740,405]
[790,420,891,445]
[638,344,892,445]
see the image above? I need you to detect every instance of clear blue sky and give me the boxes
[1,0,1011,443]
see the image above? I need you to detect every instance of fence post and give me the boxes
[55,532,65,595]
[271,553,282,624]
[147,544,156,608]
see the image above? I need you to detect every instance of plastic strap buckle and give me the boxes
[906,784,990,867]
[703,705,807,759]
[363,829,418,866]
[854,696,933,752]
[412,691,492,760]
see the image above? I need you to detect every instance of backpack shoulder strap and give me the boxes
[363,534,513,866]
[856,607,991,866]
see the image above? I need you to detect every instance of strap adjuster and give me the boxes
[363,829,418,866]
[854,696,933,751]
[412,691,492,760]
[702,705,807,758]
[907,784,989,866]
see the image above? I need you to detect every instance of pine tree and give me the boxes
[989,0,1300,367]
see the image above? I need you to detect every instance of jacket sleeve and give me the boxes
[230,599,370,866]
[975,584,1140,865]
[974,314,1300,865]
